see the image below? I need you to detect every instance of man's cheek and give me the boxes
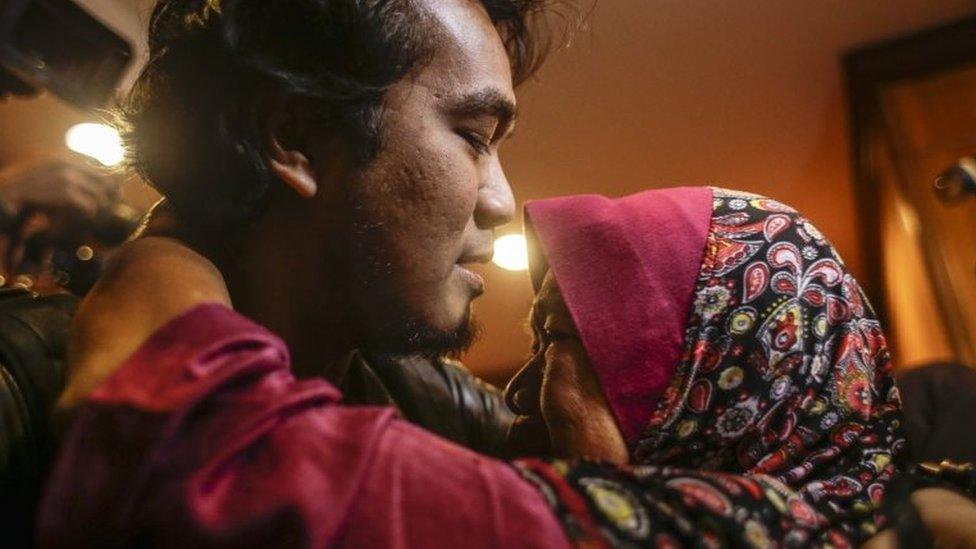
[417,141,483,219]
[395,160,476,235]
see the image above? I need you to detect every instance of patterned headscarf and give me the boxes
[517,187,905,547]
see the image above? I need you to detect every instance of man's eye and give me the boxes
[459,131,491,155]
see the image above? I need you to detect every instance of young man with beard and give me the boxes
[38,0,587,545]
[57,0,560,454]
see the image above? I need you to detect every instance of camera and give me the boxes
[0,0,132,107]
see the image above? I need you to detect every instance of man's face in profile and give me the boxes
[314,0,518,356]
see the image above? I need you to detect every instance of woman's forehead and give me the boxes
[532,274,575,327]
[533,273,561,310]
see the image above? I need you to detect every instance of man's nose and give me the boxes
[474,158,515,229]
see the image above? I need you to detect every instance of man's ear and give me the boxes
[266,97,317,198]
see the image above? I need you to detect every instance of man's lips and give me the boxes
[455,264,485,295]
[456,247,493,295]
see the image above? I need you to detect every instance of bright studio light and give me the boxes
[65,123,125,167]
[492,234,529,271]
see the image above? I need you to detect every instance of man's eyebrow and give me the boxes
[445,88,518,124]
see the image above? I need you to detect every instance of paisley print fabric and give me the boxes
[514,188,905,547]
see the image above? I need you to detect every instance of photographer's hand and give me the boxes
[0,160,115,223]
[57,206,230,413]
[0,160,127,289]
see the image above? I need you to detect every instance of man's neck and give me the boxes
[217,210,355,380]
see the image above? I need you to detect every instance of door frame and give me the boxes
[844,15,976,361]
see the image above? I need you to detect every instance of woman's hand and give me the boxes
[863,487,976,548]
[57,206,230,413]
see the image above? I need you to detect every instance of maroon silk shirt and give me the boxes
[38,304,569,548]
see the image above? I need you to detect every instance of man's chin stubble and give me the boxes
[339,212,481,358]
[374,313,482,360]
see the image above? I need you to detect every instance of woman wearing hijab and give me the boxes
[505,186,905,547]
[41,187,917,547]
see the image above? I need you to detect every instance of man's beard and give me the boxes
[335,207,480,359]
[367,305,481,360]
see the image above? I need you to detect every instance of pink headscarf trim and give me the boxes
[524,187,713,445]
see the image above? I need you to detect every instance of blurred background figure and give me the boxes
[0,159,141,295]
[0,3,141,546]
[0,0,142,296]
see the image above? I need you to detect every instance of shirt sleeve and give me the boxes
[39,304,571,549]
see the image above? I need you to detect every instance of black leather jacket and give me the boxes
[0,293,514,544]
[325,350,514,458]
[0,290,78,547]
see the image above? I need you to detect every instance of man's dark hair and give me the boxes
[122,0,570,232]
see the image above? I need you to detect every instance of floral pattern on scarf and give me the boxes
[514,188,905,548]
